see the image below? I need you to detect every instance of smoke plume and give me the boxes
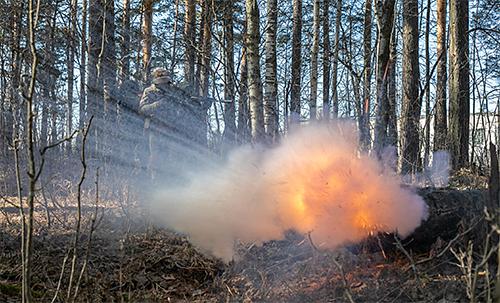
[150,121,428,261]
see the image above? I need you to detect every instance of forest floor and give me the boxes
[0,184,494,302]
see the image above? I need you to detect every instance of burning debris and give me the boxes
[150,121,429,261]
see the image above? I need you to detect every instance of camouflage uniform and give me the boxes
[139,68,214,181]
[139,68,178,180]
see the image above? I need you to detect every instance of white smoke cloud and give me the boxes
[427,150,450,187]
[149,121,428,261]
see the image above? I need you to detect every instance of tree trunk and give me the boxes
[331,0,341,118]
[196,0,211,147]
[39,40,50,150]
[309,0,319,121]
[223,0,236,145]
[400,0,420,174]
[119,0,131,83]
[433,0,447,152]
[103,0,117,111]
[103,0,117,169]
[142,0,153,83]
[66,0,77,154]
[322,0,330,120]
[0,45,7,160]
[448,0,469,170]
[184,0,196,90]
[80,0,88,130]
[238,41,250,143]
[246,0,264,142]
[492,142,500,302]
[290,0,302,122]
[264,0,278,141]
[40,91,49,149]
[373,0,395,157]
[25,0,41,298]
[199,0,211,97]
[4,0,24,161]
[360,0,372,150]
[44,5,58,151]
[195,8,205,94]
[387,21,397,150]
[489,143,499,208]
[170,0,180,74]
[88,0,104,157]
[423,0,431,168]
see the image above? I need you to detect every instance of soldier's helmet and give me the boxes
[151,67,172,85]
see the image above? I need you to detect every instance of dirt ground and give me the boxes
[0,193,495,303]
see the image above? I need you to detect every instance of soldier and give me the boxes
[139,67,214,181]
[139,68,177,180]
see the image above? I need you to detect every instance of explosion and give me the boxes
[150,121,428,261]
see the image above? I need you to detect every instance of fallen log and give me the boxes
[407,187,487,250]
[359,187,488,254]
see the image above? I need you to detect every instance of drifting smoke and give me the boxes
[150,121,428,261]
[426,151,450,187]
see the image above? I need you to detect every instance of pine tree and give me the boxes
[448,0,469,169]
[400,0,420,174]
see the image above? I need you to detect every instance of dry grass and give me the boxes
[0,189,496,302]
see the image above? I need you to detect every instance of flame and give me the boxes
[152,121,428,261]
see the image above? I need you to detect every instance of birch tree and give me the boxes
[322,0,330,119]
[264,0,278,141]
[246,0,264,141]
[331,0,341,118]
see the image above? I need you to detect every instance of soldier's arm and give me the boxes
[139,88,161,116]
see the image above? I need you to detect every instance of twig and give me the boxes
[331,255,356,303]
[34,130,79,184]
[67,117,92,301]
[415,217,482,265]
[393,234,422,289]
[72,167,99,302]
[50,250,70,303]
[13,136,27,301]
[307,232,355,303]
[377,234,387,259]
